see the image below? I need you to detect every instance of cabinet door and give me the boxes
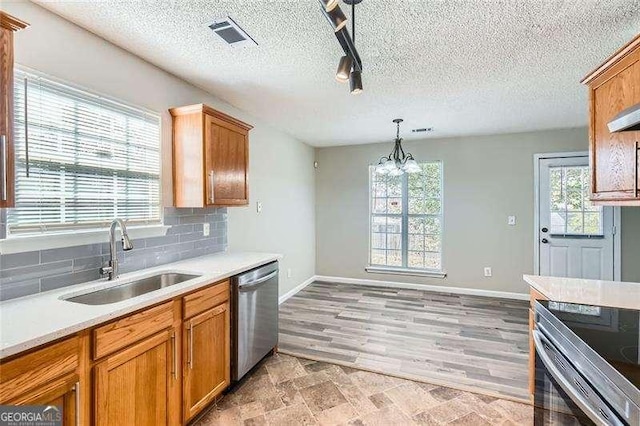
[183,302,230,421]
[591,59,640,200]
[8,374,78,426]
[204,114,249,206]
[94,330,178,426]
[0,26,15,207]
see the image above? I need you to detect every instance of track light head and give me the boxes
[321,4,348,32]
[318,0,339,11]
[336,56,353,83]
[349,70,363,94]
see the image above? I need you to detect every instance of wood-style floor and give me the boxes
[277,281,530,402]
[196,353,533,425]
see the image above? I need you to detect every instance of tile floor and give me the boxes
[279,282,530,401]
[195,353,533,426]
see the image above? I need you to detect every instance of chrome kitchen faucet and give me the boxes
[100,218,133,280]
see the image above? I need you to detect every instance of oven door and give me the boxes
[533,329,625,426]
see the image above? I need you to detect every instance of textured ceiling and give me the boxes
[34,0,640,147]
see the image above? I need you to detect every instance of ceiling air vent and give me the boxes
[208,17,257,48]
[412,128,434,133]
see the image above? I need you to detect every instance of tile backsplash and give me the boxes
[0,207,227,301]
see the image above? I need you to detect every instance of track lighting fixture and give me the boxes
[349,70,363,94]
[321,5,348,32]
[319,0,364,94]
[319,0,339,11]
[336,55,353,82]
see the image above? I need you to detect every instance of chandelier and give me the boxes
[375,119,421,176]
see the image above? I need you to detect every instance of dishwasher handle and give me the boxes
[238,270,278,291]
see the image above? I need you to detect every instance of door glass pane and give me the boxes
[548,166,603,235]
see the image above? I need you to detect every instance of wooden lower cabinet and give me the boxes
[0,336,82,426]
[1,279,232,425]
[9,374,79,425]
[183,301,230,422]
[94,329,180,426]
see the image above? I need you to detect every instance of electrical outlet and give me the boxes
[508,216,516,226]
[287,268,292,278]
[256,201,263,213]
[203,223,210,237]
[484,267,492,277]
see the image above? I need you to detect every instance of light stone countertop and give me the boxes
[0,251,281,360]
[524,274,640,310]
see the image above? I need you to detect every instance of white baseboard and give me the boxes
[279,275,317,305]
[314,275,529,301]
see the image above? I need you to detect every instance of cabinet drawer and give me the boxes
[0,336,79,403]
[183,280,230,319]
[93,301,173,359]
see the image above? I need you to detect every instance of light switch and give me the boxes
[203,223,210,236]
[256,202,263,213]
[508,216,516,226]
[484,267,492,277]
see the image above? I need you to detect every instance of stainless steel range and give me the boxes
[231,261,279,382]
[533,300,640,425]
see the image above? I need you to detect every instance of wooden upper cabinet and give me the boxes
[170,104,252,208]
[582,34,640,205]
[0,12,28,208]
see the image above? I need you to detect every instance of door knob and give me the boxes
[541,227,548,233]
[541,238,549,244]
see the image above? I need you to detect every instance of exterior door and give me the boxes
[538,155,617,280]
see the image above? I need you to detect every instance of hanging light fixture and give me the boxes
[375,119,421,175]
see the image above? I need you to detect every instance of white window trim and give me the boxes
[0,224,169,255]
[367,162,445,276]
[2,65,165,251]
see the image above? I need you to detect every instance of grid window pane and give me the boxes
[548,166,603,235]
[369,162,443,272]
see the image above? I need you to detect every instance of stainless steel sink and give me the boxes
[65,273,201,305]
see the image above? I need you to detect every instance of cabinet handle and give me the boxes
[189,322,194,369]
[24,78,29,178]
[208,171,215,204]
[171,331,177,380]
[73,381,80,426]
[1,135,7,201]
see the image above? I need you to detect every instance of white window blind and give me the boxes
[8,69,161,235]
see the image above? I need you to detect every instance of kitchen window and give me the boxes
[367,161,445,277]
[7,68,161,236]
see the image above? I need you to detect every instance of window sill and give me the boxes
[365,266,447,279]
[0,225,169,255]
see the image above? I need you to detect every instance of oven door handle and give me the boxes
[533,329,623,426]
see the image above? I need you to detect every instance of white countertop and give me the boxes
[524,274,640,310]
[0,251,281,360]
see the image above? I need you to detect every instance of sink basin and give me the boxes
[65,273,201,305]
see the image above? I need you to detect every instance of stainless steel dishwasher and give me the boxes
[232,261,279,382]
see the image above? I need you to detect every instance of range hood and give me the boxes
[608,103,640,132]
